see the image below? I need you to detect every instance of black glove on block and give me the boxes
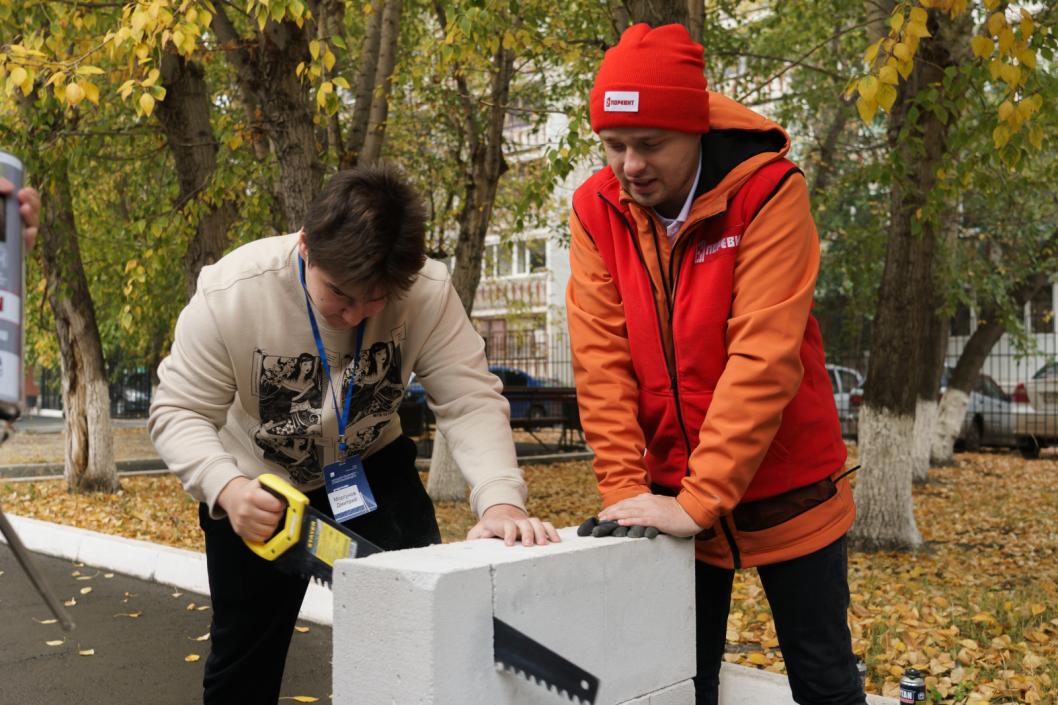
[577,517,659,539]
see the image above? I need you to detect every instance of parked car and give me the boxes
[847,367,1017,450]
[109,371,152,417]
[1011,362,1058,458]
[398,366,565,433]
[488,365,564,424]
[826,364,864,439]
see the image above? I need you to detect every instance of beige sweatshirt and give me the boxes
[149,233,527,518]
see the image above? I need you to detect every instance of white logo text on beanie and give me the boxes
[604,91,640,112]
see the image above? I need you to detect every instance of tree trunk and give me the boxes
[912,308,949,482]
[358,0,404,167]
[850,9,958,552]
[448,43,515,315]
[686,0,702,43]
[931,269,1054,463]
[932,318,1004,464]
[156,49,238,299]
[607,0,631,38]
[425,431,467,501]
[427,7,516,501]
[809,103,850,201]
[211,8,323,231]
[621,0,688,27]
[39,156,118,493]
[343,1,384,167]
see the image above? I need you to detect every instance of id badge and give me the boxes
[323,454,378,522]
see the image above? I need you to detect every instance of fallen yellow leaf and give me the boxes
[114,612,142,619]
[192,633,210,642]
[79,649,95,656]
[45,640,64,646]
[63,598,76,607]
[35,618,58,625]
[294,626,310,633]
[278,698,319,703]
[184,654,200,663]
[80,587,92,595]
[104,573,114,579]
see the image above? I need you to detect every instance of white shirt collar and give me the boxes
[655,152,703,239]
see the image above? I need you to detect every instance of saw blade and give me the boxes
[493,617,599,704]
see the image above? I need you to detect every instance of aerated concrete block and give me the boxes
[333,552,496,705]
[333,527,696,705]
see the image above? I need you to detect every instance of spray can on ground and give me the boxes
[899,668,926,703]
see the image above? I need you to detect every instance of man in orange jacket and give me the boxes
[567,23,865,705]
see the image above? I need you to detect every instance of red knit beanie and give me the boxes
[590,23,710,134]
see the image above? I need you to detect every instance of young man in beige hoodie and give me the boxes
[149,166,558,704]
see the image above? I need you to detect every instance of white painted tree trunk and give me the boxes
[426,430,468,502]
[931,389,970,466]
[911,398,937,483]
[849,405,923,551]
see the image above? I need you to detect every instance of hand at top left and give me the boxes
[467,504,561,547]
[0,177,40,250]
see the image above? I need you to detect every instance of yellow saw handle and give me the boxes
[244,473,310,560]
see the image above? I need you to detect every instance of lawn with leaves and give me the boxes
[3,448,1056,703]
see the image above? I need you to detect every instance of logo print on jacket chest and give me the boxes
[694,232,742,263]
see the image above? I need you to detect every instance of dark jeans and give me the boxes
[198,435,440,705]
[693,537,866,705]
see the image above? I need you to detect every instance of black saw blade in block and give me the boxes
[493,616,599,704]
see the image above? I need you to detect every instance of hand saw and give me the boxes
[245,473,599,704]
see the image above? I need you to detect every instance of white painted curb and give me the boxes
[0,513,334,625]
[719,662,897,704]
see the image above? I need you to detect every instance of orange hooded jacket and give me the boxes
[567,94,854,569]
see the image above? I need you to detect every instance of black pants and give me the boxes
[198,436,440,705]
[693,537,866,705]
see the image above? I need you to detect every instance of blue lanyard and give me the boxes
[298,255,364,452]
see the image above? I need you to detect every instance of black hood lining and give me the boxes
[695,129,787,199]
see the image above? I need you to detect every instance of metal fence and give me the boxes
[34,367,153,419]
[37,324,1057,458]
[482,330,575,387]
[826,326,1058,458]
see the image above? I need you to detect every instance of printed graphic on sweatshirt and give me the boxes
[251,350,325,484]
[340,327,406,452]
[250,325,407,483]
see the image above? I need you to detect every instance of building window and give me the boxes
[476,318,508,358]
[482,239,548,279]
[527,239,546,272]
[1030,285,1055,334]
[497,243,513,277]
